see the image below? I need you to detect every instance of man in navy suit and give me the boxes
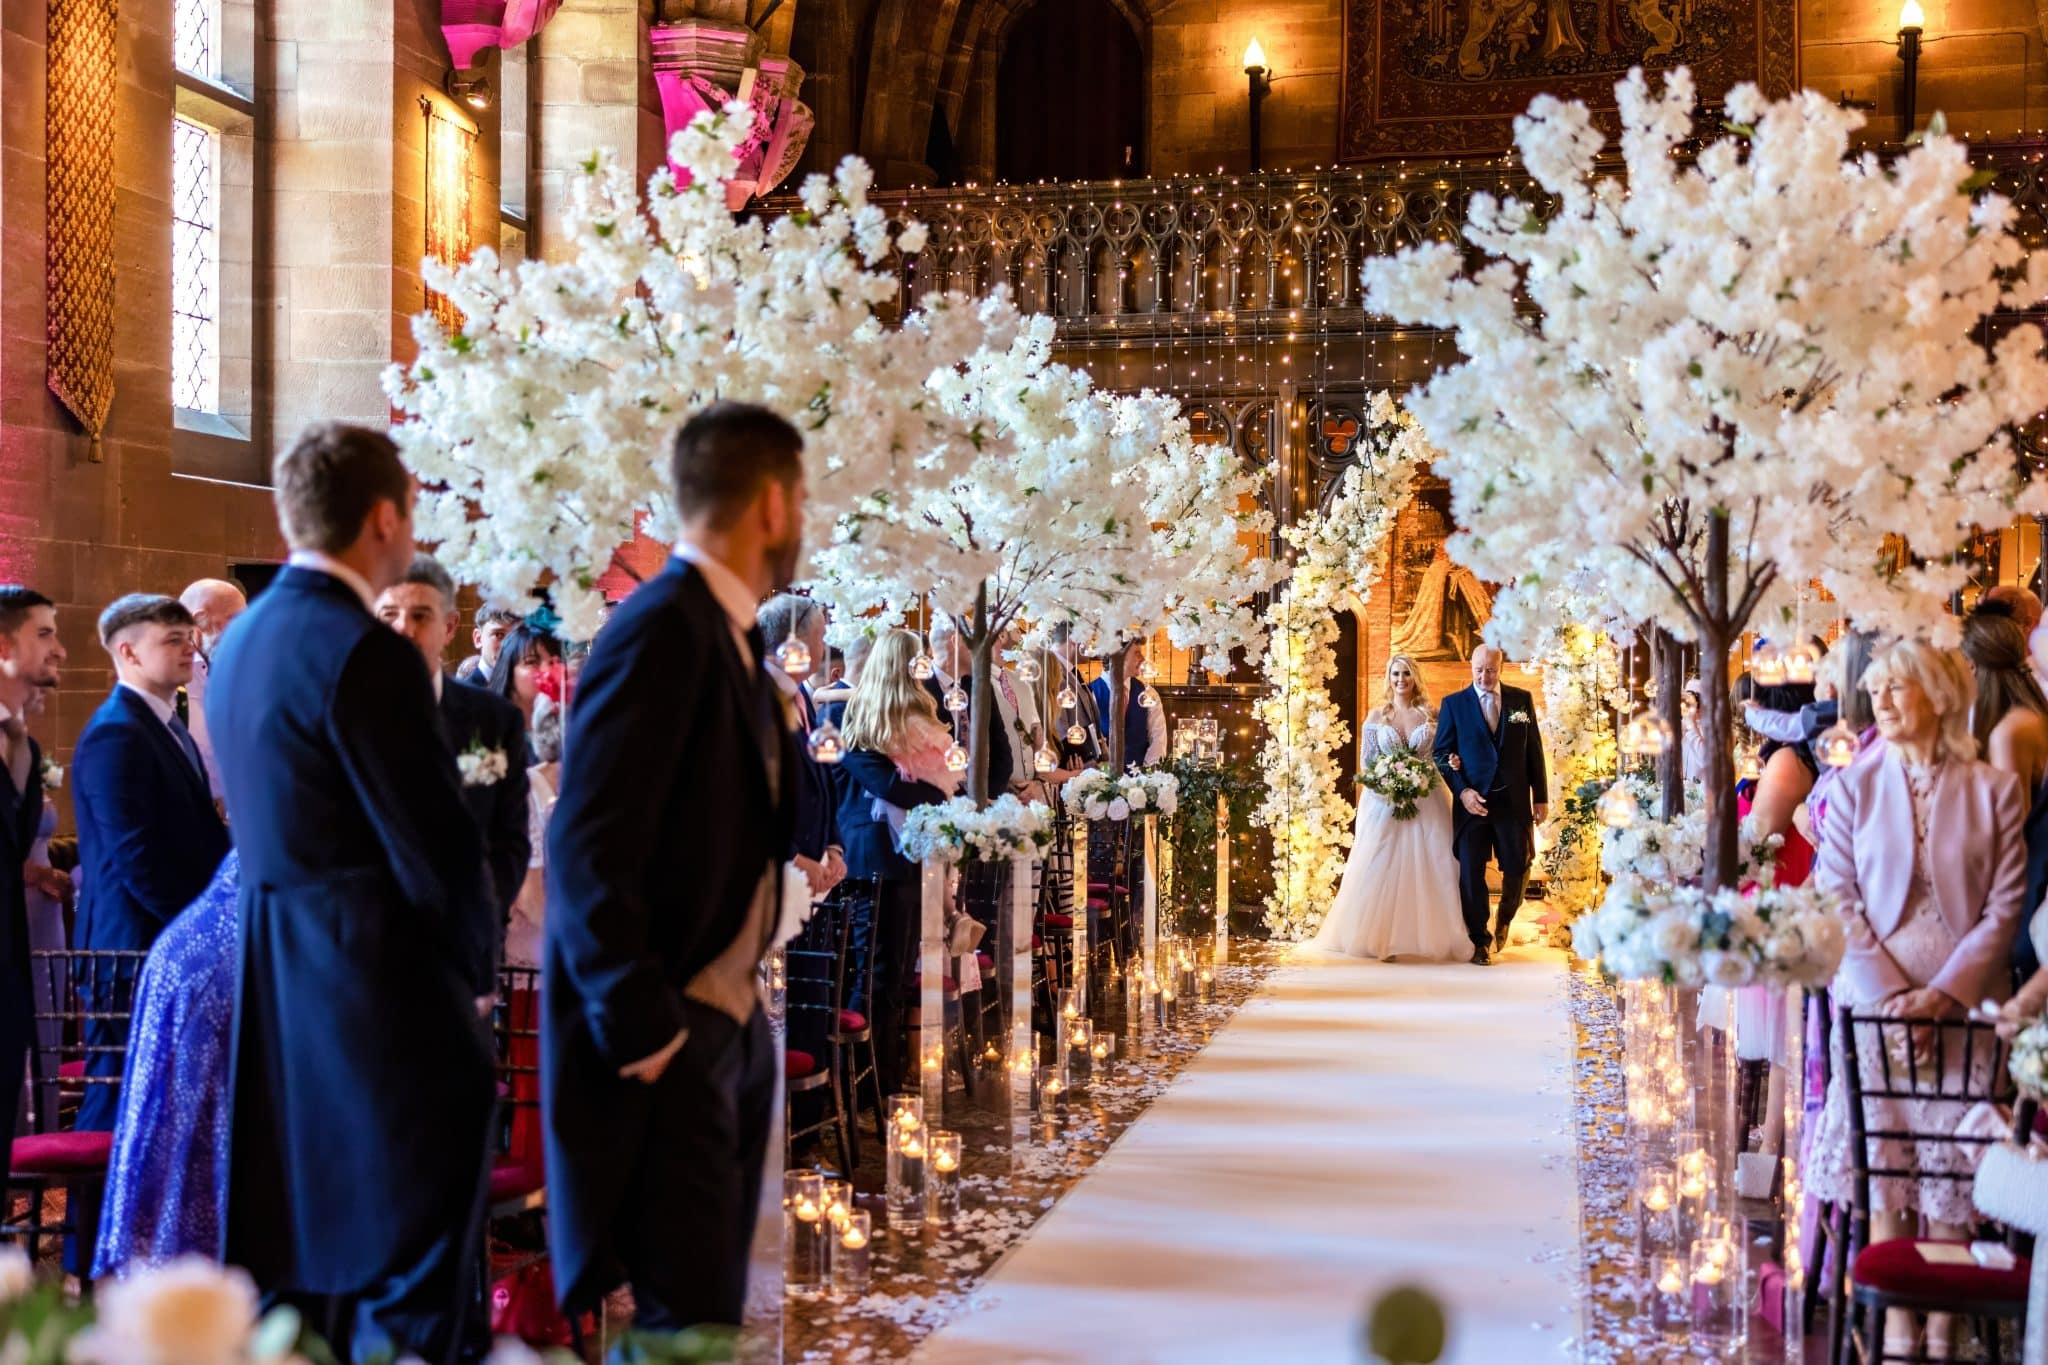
[376,555,530,983]
[1434,644,1548,965]
[70,594,232,1133]
[1088,638,1168,770]
[760,593,843,901]
[209,423,495,1364]
[544,402,800,1333]
[0,586,64,1154]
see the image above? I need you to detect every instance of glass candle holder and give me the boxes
[1647,1254,1689,1341]
[1090,1031,1115,1081]
[1058,987,1080,1026]
[832,1209,872,1296]
[926,1130,963,1225]
[1066,1018,1095,1083]
[762,948,788,1024]
[784,1169,826,1294]
[822,1178,854,1235]
[886,1098,927,1231]
[920,1038,946,1088]
[1636,1164,1682,1286]
[1037,1065,1067,1120]
[1197,962,1216,1003]
[1689,1236,1743,1350]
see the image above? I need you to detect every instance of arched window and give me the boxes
[996,0,1143,183]
[172,0,257,440]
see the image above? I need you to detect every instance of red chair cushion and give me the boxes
[1043,912,1074,929]
[786,1050,822,1080]
[10,1130,113,1176]
[1851,1239,2031,1304]
[1087,898,1110,912]
[488,1158,546,1203]
[57,1060,84,1080]
[975,952,992,972]
[836,1010,867,1032]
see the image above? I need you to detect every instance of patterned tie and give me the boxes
[1482,690,1498,729]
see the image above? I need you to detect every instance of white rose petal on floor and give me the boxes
[912,945,1579,1364]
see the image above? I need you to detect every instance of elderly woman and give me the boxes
[1807,639,2027,1259]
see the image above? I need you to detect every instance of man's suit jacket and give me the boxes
[540,557,796,1313]
[0,740,44,1158]
[924,671,1013,793]
[836,749,951,882]
[208,566,494,1293]
[1817,746,2026,1008]
[70,685,232,1129]
[439,677,532,962]
[1433,683,1547,829]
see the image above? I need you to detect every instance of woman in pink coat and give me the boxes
[1807,639,2027,1246]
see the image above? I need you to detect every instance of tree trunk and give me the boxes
[1654,626,1686,821]
[1698,515,1738,891]
[966,580,995,808]
[1105,647,1130,774]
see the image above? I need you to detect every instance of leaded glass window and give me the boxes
[174,0,214,77]
[172,117,218,414]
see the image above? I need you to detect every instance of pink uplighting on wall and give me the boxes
[440,0,561,72]
[650,26,812,210]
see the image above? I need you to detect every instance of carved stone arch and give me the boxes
[957,0,1152,185]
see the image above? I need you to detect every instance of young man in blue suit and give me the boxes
[1433,644,1548,965]
[0,586,65,1158]
[543,401,801,1335]
[70,594,232,1133]
[208,423,495,1364]
[376,554,531,985]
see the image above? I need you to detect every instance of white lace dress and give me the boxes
[1312,720,1469,962]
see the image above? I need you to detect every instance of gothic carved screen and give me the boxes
[1338,0,1798,159]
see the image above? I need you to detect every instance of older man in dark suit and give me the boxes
[376,554,530,983]
[209,423,495,1363]
[0,586,64,1154]
[1433,644,1548,965]
[70,593,232,1133]
[543,402,800,1333]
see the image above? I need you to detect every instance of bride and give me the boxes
[1312,654,1469,962]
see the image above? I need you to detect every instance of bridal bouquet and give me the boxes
[1572,877,1846,988]
[1062,767,1180,822]
[1356,748,1437,820]
[2012,1019,2048,1099]
[900,795,1055,864]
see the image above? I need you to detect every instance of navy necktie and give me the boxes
[167,713,206,783]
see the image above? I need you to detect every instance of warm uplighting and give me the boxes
[1242,38,1267,70]
[1897,0,1924,29]
[446,71,493,111]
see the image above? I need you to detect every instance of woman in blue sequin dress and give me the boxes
[94,849,237,1276]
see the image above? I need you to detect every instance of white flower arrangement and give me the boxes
[457,743,509,788]
[900,795,1055,865]
[1061,767,1180,822]
[1254,393,1433,940]
[1571,877,1846,989]
[1357,747,1438,821]
[1599,804,1780,890]
[36,756,62,791]
[1507,708,1531,725]
[2011,1018,2048,1100]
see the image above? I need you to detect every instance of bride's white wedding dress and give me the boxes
[1312,718,1470,962]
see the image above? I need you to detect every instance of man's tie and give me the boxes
[1,712,27,795]
[167,714,208,785]
[174,686,190,727]
[1481,690,1498,730]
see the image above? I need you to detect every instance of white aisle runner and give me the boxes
[914,945,1581,1364]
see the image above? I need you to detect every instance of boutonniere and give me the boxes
[457,742,509,788]
[1508,709,1532,724]
[36,756,63,791]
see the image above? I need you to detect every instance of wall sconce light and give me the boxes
[447,69,494,111]
[1244,38,1272,172]
[1896,0,1923,139]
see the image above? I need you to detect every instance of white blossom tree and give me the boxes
[1363,68,2048,887]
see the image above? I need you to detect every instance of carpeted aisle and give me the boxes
[914,943,1581,1364]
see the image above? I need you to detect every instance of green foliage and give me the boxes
[1161,753,1260,935]
[0,1280,95,1365]
[611,1325,743,1362]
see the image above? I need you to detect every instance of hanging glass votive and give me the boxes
[1034,742,1060,774]
[944,742,970,773]
[1137,688,1158,710]
[1736,746,1763,782]
[1056,684,1078,711]
[910,650,937,681]
[773,637,813,678]
[1817,721,1859,768]
[1621,710,1671,757]
[1138,653,1159,681]
[1016,656,1042,684]
[1066,723,1087,746]
[943,682,970,713]
[1783,640,1821,684]
[807,720,845,765]
[1750,641,1787,686]
[1597,783,1639,829]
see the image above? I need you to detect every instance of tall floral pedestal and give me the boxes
[1214,794,1231,966]
[996,855,1038,1150]
[1069,821,1091,1015]
[1141,814,1161,986]
[1972,1139,2048,1364]
[918,859,948,1122]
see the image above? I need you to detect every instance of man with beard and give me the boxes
[542,402,802,1332]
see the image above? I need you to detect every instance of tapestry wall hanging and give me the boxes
[46,0,119,459]
[1337,0,1797,160]
[422,100,477,334]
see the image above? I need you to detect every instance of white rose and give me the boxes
[1650,914,1696,960]
[1125,785,1149,811]
[1107,797,1130,821]
[1762,929,1803,965]
[1084,799,1107,820]
[0,1244,31,1302]
[1704,950,1755,988]
[1672,956,1706,988]
[90,1256,260,1365]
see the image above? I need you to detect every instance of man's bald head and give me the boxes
[1471,644,1503,692]
[181,578,247,653]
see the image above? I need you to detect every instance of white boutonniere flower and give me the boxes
[457,743,509,788]
[36,757,63,791]
[1508,709,1532,724]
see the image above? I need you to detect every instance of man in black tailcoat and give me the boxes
[543,401,801,1332]
[208,423,495,1363]
[1433,644,1548,965]
[0,587,63,1152]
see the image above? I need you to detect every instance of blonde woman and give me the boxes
[1808,640,2026,1301]
[836,628,961,1096]
[1311,654,1468,961]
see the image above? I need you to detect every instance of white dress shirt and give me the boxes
[0,697,28,794]
[285,549,377,614]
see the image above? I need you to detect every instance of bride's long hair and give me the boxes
[1369,653,1431,726]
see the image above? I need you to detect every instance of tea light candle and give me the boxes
[784,1169,826,1293]
[926,1129,963,1225]
[1038,1066,1067,1120]
[885,1099,928,1231]
[832,1209,873,1295]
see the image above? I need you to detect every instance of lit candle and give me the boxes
[1694,1259,1724,1286]
[935,1147,959,1174]
[1644,1187,1671,1214]
[795,1197,820,1223]
[1657,1266,1685,1295]
[900,1135,926,1161]
[840,1223,868,1251]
